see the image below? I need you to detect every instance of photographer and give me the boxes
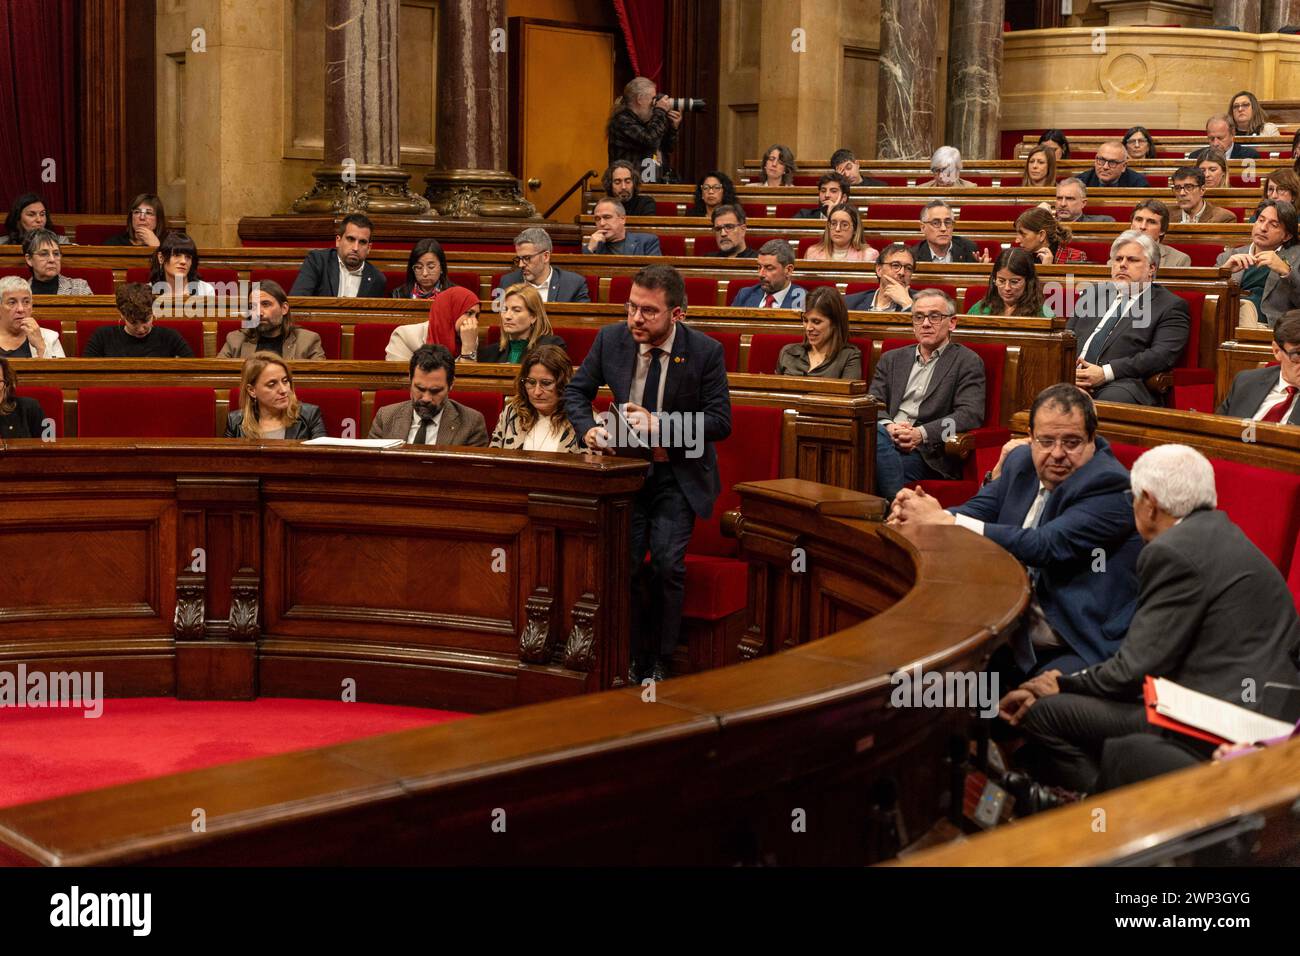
[606,76,681,184]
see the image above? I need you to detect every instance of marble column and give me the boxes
[876,0,940,160]
[1213,0,1261,31]
[1262,0,1300,32]
[945,0,1003,161]
[292,0,429,215]
[423,0,535,218]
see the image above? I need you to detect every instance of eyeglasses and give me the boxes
[994,276,1025,287]
[1031,436,1087,452]
[1170,183,1201,193]
[922,218,955,229]
[881,260,914,272]
[700,183,724,192]
[512,252,544,265]
[712,223,741,233]
[829,220,853,230]
[1280,346,1300,362]
[132,208,156,218]
[912,312,952,326]
[1096,156,1127,168]
[627,302,666,319]
[413,262,442,273]
[523,377,557,390]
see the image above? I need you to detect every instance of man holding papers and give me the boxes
[999,444,1300,797]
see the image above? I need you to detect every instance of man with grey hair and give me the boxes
[1066,229,1189,404]
[1000,443,1300,799]
[583,198,662,256]
[1190,113,1259,161]
[731,239,807,309]
[1051,177,1115,224]
[0,276,64,358]
[912,200,987,264]
[494,227,590,302]
[919,146,977,189]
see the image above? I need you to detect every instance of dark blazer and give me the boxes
[775,343,862,378]
[1074,213,1117,223]
[1066,283,1190,405]
[478,333,568,364]
[1189,143,1259,160]
[1076,168,1151,188]
[366,398,489,447]
[1216,243,1300,325]
[846,288,910,311]
[493,266,590,303]
[289,249,388,297]
[791,206,828,219]
[0,396,44,439]
[1217,365,1300,424]
[621,194,657,217]
[225,403,326,439]
[582,232,662,256]
[731,283,808,310]
[563,321,732,518]
[705,247,759,259]
[952,436,1143,669]
[1059,509,1300,704]
[911,235,981,264]
[869,342,986,478]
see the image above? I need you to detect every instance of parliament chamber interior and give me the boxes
[3,0,1300,903]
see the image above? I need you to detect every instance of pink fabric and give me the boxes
[425,285,480,354]
[804,245,879,262]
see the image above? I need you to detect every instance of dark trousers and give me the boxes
[1019,693,1154,792]
[1097,732,1214,791]
[629,462,696,664]
[874,422,940,503]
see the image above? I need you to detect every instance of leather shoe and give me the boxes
[650,658,671,682]
[628,659,645,685]
[1002,770,1079,816]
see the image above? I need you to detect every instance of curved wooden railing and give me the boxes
[0,454,1029,866]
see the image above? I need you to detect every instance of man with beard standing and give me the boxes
[368,344,489,446]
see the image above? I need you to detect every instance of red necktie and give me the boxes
[1261,386,1299,424]
[764,293,776,308]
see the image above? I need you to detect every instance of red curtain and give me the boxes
[612,0,667,85]
[0,0,79,217]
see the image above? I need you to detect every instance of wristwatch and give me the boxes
[981,470,995,487]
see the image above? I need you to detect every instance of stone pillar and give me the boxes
[1214,0,1261,31]
[1262,0,1300,32]
[945,0,1003,161]
[423,0,535,218]
[292,0,429,215]
[876,0,940,159]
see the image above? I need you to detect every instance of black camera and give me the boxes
[663,96,706,113]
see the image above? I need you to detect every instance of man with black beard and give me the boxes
[367,344,489,446]
[603,161,656,217]
[217,281,326,359]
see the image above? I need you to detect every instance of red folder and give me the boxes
[1143,675,1228,746]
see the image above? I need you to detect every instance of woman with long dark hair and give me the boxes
[969,248,1052,317]
[390,238,450,300]
[689,171,738,216]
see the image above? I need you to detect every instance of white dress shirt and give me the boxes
[406,406,442,444]
[926,243,953,264]
[337,255,364,298]
[758,284,796,308]
[1078,291,1136,383]
[529,267,553,303]
[1254,368,1300,422]
[630,324,676,411]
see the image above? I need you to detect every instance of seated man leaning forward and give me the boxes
[1067,230,1190,405]
[869,288,986,504]
[890,384,1143,682]
[582,198,662,256]
[999,444,1300,799]
[368,343,489,447]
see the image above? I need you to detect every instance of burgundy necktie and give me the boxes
[1261,385,1299,424]
[764,293,776,308]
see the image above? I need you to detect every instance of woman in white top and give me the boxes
[803,204,877,262]
[0,276,65,358]
[1229,91,1280,137]
[490,343,581,453]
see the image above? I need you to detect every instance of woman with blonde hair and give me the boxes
[1020,145,1057,187]
[804,204,878,262]
[225,351,325,439]
[490,344,582,452]
[461,283,567,363]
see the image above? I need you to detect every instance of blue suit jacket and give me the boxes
[951,436,1142,670]
[563,322,732,518]
[493,266,591,302]
[582,232,662,256]
[289,249,388,297]
[731,283,808,310]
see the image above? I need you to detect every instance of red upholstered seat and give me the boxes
[692,234,719,256]
[707,331,741,371]
[747,333,802,374]
[249,268,303,292]
[71,223,124,245]
[775,203,812,218]
[353,323,403,361]
[844,281,877,296]
[958,203,1026,222]
[448,272,480,294]
[12,386,62,437]
[295,321,342,359]
[585,274,600,302]
[125,267,150,283]
[683,276,717,308]
[860,203,921,221]
[1211,460,1300,576]
[654,201,680,216]
[123,267,236,288]
[62,268,114,294]
[551,327,598,365]
[962,286,989,311]
[74,319,204,357]
[657,234,684,256]
[78,387,215,438]
[740,203,771,219]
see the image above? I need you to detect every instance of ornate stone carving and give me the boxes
[292,165,431,216]
[562,597,599,672]
[423,169,539,220]
[174,572,206,641]
[518,590,555,664]
[228,573,260,641]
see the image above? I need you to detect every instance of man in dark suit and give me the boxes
[705,206,758,258]
[891,384,1143,681]
[368,344,489,446]
[1189,115,1259,161]
[289,213,388,297]
[1076,141,1151,188]
[583,199,661,256]
[846,243,915,311]
[731,240,808,309]
[1067,230,1190,405]
[493,227,590,303]
[791,172,849,219]
[1000,444,1300,795]
[603,161,656,217]
[1217,312,1300,424]
[564,264,732,683]
[869,289,986,502]
[911,200,987,264]
[1054,178,1115,224]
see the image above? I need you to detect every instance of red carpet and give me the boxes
[0,697,467,809]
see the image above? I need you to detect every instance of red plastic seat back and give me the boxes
[78,387,215,437]
[353,323,404,361]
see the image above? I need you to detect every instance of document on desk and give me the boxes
[1148,677,1294,744]
[303,437,405,449]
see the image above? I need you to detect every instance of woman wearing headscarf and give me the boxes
[385,284,481,362]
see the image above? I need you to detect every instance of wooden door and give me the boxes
[509,19,616,223]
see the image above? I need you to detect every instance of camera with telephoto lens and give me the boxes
[663,96,707,113]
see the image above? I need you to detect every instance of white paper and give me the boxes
[1153,677,1294,744]
[302,437,404,448]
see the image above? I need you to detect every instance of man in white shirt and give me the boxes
[289,213,388,297]
[367,344,488,446]
[1217,312,1300,425]
[493,228,590,303]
